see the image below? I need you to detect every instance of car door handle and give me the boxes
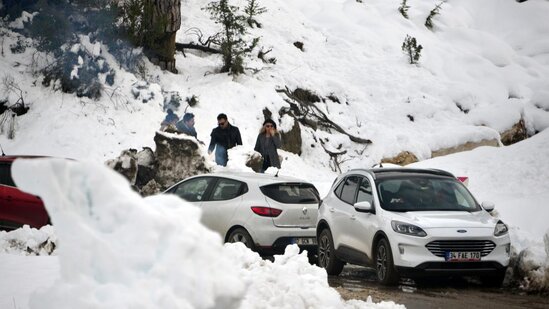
[350,215,356,220]
[329,207,335,213]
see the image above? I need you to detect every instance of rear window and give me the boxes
[260,183,320,204]
[0,163,16,187]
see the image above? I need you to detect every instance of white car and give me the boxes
[165,172,320,255]
[317,168,510,286]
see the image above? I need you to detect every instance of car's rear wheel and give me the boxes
[480,269,506,287]
[375,238,399,285]
[227,228,255,250]
[318,228,344,275]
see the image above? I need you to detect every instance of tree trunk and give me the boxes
[145,0,181,73]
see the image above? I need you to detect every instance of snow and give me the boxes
[0,0,549,305]
[411,129,549,291]
[0,158,403,309]
[8,11,37,29]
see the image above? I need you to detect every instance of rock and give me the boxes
[278,110,302,155]
[245,152,284,172]
[381,151,419,166]
[136,147,155,167]
[140,179,162,196]
[135,164,156,189]
[500,119,528,146]
[153,132,209,189]
[105,149,138,184]
[431,139,499,158]
[107,132,210,196]
[246,152,264,173]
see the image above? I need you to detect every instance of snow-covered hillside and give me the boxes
[1,0,549,307]
[1,0,548,168]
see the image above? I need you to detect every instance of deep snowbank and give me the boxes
[412,129,549,292]
[6,158,403,309]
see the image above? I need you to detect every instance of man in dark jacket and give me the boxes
[208,113,242,166]
[176,113,197,138]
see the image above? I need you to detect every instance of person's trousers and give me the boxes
[215,146,228,166]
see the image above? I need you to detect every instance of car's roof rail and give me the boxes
[348,168,377,179]
[349,168,455,179]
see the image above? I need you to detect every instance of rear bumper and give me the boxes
[396,261,507,277]
[256,237,317,255]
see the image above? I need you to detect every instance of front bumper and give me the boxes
[396,261,507,277]
[388,227,511,271]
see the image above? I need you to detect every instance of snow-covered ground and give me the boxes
[1,0,549,307]
[0,158,403,309]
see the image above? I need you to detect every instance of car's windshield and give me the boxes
[376,176,480,212]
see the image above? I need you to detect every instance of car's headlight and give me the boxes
[391,220,427,237]
[494,220,508,236]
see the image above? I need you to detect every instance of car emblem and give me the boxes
[302,207,308,215]
[457,229,467,233]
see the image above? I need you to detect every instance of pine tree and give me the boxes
[402,35,422,64]
[205,0,259,74]
[425,1,444,30]
[244,0,267,28]
[398,0,410,19]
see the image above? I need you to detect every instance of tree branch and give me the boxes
[175,43,222,54]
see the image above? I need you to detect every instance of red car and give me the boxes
[0,156,49,231]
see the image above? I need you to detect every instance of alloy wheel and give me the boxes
[231,233,250,248]
[318,234,330,267]
[377,244,387,280]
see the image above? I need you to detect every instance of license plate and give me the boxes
[445,251,481,262]
[294,237,317,245]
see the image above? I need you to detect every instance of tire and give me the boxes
[227,228,255,251]
[480,269,506,287]
[318,228,344,276]
[375,238,399,285]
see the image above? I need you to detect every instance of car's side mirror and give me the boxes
[481,201,495,212]
[354,201,373,213]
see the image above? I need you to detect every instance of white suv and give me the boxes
[317,168,510,286]
[165,172,320,255]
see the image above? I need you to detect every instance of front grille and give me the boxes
[426,240,496,257]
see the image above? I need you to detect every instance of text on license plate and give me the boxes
[445,251,481,262]
[294,237,317,245]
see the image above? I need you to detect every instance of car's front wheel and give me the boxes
[375,238,399,285]
[318,228,344,275]
[227,228,255,251]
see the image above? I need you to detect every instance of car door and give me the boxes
[200,177,246,237]
[352,176,378,261]
[331,175,360,250]
[0,162,47,229]
[168,176,216,207]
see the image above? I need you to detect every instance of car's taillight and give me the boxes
[457,176,469,186]
[251,206,282,217]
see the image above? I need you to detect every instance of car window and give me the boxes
[172,177,214,202]
[0,164,16,187]
[356,177,373,204]
[261,183,320,204]
[377,176,480,212]
[334,178,345,198]
[340,176,359,205]
[211,178,247,201]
